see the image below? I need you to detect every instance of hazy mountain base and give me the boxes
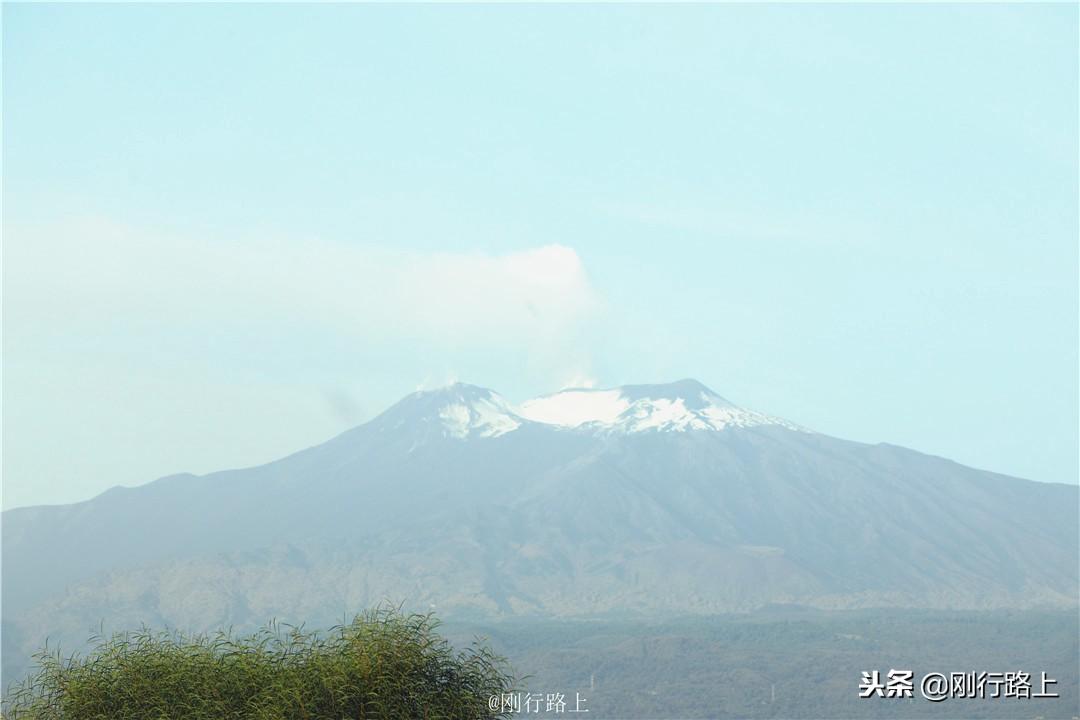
[442,609,1079,719]
[4,535,1073,689]
[5,607,1076,718]
[7,411,1078,626]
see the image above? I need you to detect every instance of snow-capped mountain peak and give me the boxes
[518,379,804,434]
[376,382,522,439]
[371,379,805,441]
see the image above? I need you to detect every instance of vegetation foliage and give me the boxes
[4,608,515,720]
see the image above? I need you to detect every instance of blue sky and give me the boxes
[4,3,1077,508]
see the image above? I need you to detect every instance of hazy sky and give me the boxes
[4,3,1077,509]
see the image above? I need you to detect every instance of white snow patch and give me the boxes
[617,398,801,433]
[517,389,630,427]
[517,387,807,434]
[623,398,708,431]
[437,395,521,439]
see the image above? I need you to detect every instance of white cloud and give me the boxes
[4,216,601,372]
[3,216,604,507]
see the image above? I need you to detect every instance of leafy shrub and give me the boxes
[4,607,515,719]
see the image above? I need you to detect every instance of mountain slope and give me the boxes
[3,380,1077,685]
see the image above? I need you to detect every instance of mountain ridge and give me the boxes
[3,379,1077,686]
[371,378,808,439]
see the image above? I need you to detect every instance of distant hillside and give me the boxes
[445,608,1080,719]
